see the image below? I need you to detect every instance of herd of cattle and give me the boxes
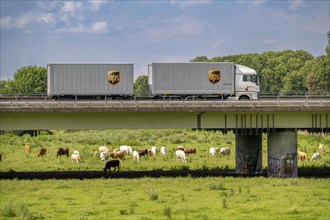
[0,143,324,173]
[298,144,327,162]
[19,144,232,172]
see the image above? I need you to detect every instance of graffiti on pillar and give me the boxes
[268,157,280,175]
[269,153,297,177]
[237,149,262,174]
[283,153,296,178]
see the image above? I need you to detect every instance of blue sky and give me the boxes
[1,0,329,80]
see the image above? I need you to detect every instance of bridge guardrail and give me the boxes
[0,97,329,109]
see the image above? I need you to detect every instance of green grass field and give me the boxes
[1,177,329,219]
[0,129,329,172]
[0,130,329,219]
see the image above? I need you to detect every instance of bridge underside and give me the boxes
[0,111,329,133]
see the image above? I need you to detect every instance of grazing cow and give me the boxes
[120,145,133,155]
[37,147,47,157]
[71,154,80,163]
[138,148,148,157]
[132,151,140,162]
[73,150,80,156]
[311,152,321,161]
[100,151,110,162]
[57,147,69,157]
[176,150,187,163]
[209,147,219,157]
[184,148,196,155]
[220,147,230,156]
[319,144,326,153]
[298,151,308,161]
[160,146,167,156]
[99,146,109,153]
[149,146,157,156]
[177,146,185,151]
[110,151,125,160]
[104,160,120,173]
[25,144,31,154]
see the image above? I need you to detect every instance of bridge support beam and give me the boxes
[235,134,262,174]
[267,129,298,178]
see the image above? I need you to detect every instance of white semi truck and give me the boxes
[47,62,259,100]
[149,62,259,100]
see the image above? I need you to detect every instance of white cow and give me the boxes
[160,146,167,156]
[319,144,326,153]
[100,152,110,162]
[150,146,157,156]
[220,147,230,156]
[71,154,80,163]
[73,150,80,156]
[176,150,187,163]
[209,147,219,157]
[99,146,109,153]
[120,145,133,155]
[132,151,140,162]
[311,152,321,161]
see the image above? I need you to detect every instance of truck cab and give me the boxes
[235,64,259,100]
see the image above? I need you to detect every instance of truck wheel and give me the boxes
[238,96,250,100]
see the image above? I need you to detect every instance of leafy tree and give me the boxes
[190,56,209,62]
[1,66,47,94]
[0,80,8,90]
[134,75,149,96]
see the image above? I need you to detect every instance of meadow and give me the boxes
[1,177,329,219]
[0,130,329,219]
[0,129,329,172]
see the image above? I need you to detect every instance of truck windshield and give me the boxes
[243,74,258,84]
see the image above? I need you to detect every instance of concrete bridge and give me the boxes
[1,98,329,177]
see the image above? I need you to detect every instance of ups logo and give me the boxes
[107,71,120,85]
[208,70,221,84]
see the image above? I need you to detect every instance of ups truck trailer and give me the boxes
[149,62,259,100]
[47,63,134,99]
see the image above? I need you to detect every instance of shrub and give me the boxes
[163,205,172,219]
[209,182,226,191]
[149,189,159,201]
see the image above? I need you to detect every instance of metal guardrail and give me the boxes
[0,97,329,109]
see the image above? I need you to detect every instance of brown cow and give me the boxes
[25,144,31,154]
[138,148,148,156]
[37,147,47,157]
[298,151,308,161]
[57,147,69,157]
[184,148,196,155]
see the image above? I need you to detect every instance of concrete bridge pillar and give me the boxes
[267,129,298,178]
[235,134,262,174]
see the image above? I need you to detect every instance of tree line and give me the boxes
[1,32,329,95]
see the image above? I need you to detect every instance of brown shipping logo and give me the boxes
[108,71,120,85]
[208,70,221,84]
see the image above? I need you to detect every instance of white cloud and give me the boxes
[91,21,108,33]
[54,21,108,34]
[212,38,225,49]
[62,1,83,13]
[0,12,46,30]
[40,13,56,25]
[289,0,306,11]
[0,16,13,29]
[169,0,212,9]
[89,0,108,12]
[139,15,208,42]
